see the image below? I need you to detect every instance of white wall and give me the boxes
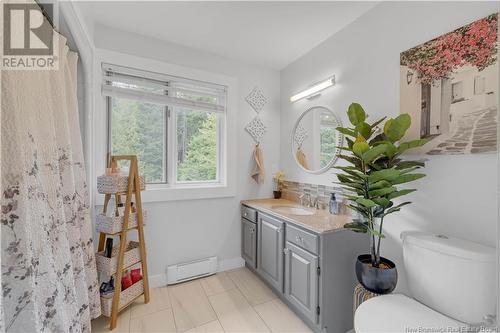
[280,1,499,294]
[58,6,90,195]
[93,24,281,285]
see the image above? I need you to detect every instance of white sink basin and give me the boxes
[271,205,315,216]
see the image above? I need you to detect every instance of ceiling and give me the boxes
[76,1,377,70]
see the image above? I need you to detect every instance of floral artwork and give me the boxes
[401,14,497,84]
[400,14,498,154]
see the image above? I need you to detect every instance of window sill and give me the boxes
[94,183,235,205]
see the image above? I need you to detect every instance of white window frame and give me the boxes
[93,49,237,203]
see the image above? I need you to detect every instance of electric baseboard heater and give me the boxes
[166,256,217,285]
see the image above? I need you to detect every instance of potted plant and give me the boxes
[272,170,285,199]
[335,103,429,294]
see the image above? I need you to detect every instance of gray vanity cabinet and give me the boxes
[241,206,258,269]
[284,242,319,324]
[242,203,368,333]
[241,218,257,268]
[257,213,284,292]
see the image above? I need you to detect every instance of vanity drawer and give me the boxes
[241,205,257,222]
[286,224,319,255]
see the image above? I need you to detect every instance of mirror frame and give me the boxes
[291,106,344,174]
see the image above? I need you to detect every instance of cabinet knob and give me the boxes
[283,248,289,255]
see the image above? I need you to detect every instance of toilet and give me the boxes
[355,231,496,332]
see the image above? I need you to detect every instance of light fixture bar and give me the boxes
[290,76,335,103]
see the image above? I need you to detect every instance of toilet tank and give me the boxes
[402,231,496,324]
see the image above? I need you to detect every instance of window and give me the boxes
[451,81,464,103]
[109,97,167,183]
[103,64,226,186]
[474,76,486,95]
[319,111,337,168]
[176,109,219,182]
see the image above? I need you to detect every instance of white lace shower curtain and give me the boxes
[1,32,101,331]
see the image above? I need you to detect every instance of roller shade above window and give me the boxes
[102,63,227,113]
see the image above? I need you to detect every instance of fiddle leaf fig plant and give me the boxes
[336,103,429,267]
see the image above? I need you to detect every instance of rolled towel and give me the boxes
[251,143,265,184]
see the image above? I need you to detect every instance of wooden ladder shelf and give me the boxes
[97,155,150,330]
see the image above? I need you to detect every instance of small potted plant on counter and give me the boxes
[272,170,285,199]
[335,103,429,294]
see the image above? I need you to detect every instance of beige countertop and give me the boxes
[240,198,352,234]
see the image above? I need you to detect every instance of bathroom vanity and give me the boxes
[241,198,367,333]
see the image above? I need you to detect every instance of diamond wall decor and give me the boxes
[245,87,267,113]
[294,123,308,148]
[245,116,267,143]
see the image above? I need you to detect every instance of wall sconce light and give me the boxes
[406,70,414,85]
[290,76,335,103]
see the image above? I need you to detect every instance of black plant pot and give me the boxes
[355,254,397,294]
[273,191,282,199]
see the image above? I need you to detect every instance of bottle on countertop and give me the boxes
[329,193,339,215]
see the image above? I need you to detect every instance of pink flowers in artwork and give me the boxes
[401,14,498,84]
[465,16,498,69]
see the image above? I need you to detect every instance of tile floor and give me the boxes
[92,267,312,333]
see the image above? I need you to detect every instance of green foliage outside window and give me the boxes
[320,126,336,168]
[176,111,217,182]
[110,96,218,184]
[111,98,165,183]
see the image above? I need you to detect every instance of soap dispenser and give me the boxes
[329,193,339,215]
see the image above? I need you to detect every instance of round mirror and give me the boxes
[291,106,343,174]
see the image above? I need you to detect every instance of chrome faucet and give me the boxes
[313,196,323,209]
[299,193,311,207]
[309,195,324,209]
[299,193,323,209]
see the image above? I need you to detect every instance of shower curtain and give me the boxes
[1,32,101,332]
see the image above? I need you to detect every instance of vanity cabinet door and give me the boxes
[257,213,284,292]
[242,218,257,269]
[284,241,319,324]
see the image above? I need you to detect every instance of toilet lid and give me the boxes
[355,294,464,333]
